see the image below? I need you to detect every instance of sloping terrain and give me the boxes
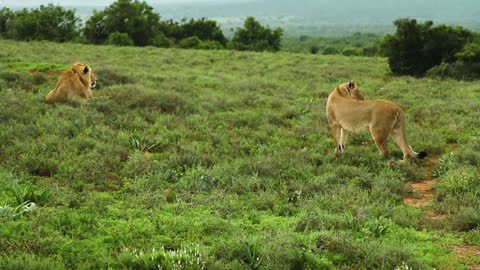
[0,40,479,269]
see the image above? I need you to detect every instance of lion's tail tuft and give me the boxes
[417,151,428,159]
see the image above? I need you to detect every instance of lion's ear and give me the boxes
[349,80,356,89]
[83,66,89,74]
[72,68,77,74]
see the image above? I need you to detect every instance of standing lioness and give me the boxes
[326,81,426,161]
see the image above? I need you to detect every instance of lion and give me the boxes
[326,81,427,162]
[45,63,96,104]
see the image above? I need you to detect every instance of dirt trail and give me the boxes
[403,151,480,269]
[403,157,440,209]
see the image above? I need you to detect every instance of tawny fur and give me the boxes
[326,81,426,162]
[45,63,96,104]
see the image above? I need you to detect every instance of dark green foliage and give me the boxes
[149,32,174,48]
[84,1,227,49]
[456,42,480,63]
[0,7,12,35]
[427,42,480,79]
[107,31,134,46]
[0,4,80,42]
[178,36,202,49]
[230,17,283,52]
[84,0,161,46]
[176,18,227,46]
[381,18,473,76]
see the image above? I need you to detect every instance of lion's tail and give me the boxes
[393,109,427,160]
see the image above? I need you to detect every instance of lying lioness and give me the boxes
[326,81,426,161]
[45,63,96,104]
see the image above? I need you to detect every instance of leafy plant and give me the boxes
[0,201,37,220]
[7,185,50,206]
[129,137,156,152]
[362,216,392,237]
[243,237,262,270]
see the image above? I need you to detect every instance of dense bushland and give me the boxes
[0,40,479,269]
[381,18,480,79]
[0,0,281,52]
[0,5,81,42]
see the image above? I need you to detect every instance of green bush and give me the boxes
[178,36,202,49]
[0,4,80,42]
[150,32,174,48]
[198,40,225,50]
[230,17,283,52]
[84,0,161,46]
[107,32,134,46]
[381,19,473,76]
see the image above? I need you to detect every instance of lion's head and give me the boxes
[344,80,364,100]
[71,63,96,89]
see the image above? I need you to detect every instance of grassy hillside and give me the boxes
[0,40,479,269]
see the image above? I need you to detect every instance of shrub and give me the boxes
[456,42,480,63]
[230,17,283,52]
[177,18,227,46]
[178,36,202,49]
[381,19,473,76]
[310,46,319,54]
[322,46,339,55]
[427,42,480,80]
[150,32,174,48]
[198,40,225,50]
[107,32,134,46]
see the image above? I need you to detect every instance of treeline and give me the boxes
[0,0,283,52]
[1,1,480,79]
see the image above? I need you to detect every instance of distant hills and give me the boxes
[153,0,480,36]
[2,0,479,36]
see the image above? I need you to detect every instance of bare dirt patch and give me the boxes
[403,156,440,209]
[451,245,480,270]
[403,179,437,207]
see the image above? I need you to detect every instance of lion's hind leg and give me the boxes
[45,89,57,104]
[370,127,390,158]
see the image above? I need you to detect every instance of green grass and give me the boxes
[0,39,479,269]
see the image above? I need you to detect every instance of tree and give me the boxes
[180,18,227,46]
[158,18,226,47]
[1,5,80,42]
[380,18,473,76]
[230,17,283,52]
[0,8,12,35]
[84,0,161,46]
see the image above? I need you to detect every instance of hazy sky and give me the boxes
[0,0,247,6]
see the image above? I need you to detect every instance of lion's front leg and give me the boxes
[340,128,348,153]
